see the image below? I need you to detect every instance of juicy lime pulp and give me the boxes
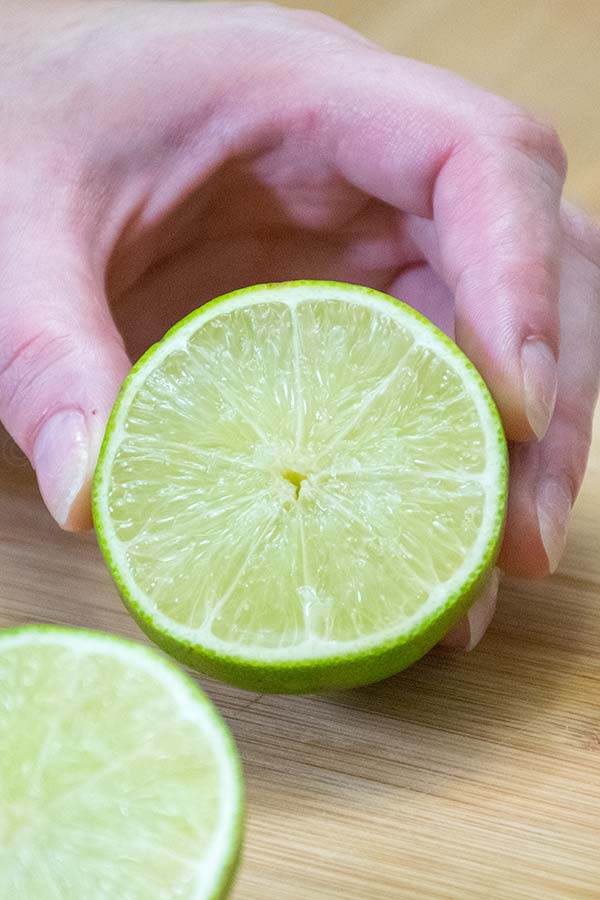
[0,627,243,900]
[94,281,507,692]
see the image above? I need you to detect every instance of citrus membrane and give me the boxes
[94,281,508,692]
[0,626,243,899]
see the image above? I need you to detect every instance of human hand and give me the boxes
[1,2,598,649]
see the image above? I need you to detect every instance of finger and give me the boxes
[405,192,563,447]
[388,260,455,338]
[433,117,565,443]
[499,206,600,576]
[439,568,500,652]
[0,229,130,530]
[310,49,565,441]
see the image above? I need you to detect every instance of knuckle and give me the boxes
[498,256,557,300]
[510,117,567,180]
[494,256,560,339]
[561,202,600,268]
[488,101,568,180]
[0,327,77,414]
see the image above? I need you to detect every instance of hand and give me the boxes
[1,2,598,650]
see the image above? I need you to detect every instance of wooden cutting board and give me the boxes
[1,2,599,897]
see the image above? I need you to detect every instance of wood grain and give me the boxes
[1,2,599,898]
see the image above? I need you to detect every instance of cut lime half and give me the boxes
[94,281,507,693]
[0,626,243,899]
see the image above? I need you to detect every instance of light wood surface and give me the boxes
[2,2,600,898]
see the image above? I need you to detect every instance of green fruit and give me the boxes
[94,281,507,693]
[0,626,243,899]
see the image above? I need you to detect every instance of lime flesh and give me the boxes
[94,281,507,692]
[0,627,243,899]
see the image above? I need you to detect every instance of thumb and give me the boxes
[0,243,130,530]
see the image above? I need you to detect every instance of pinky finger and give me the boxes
[439,567,501,652]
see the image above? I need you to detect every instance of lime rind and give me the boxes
[93,281,508,693]
[0,625,244,899]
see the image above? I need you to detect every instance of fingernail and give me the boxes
[521,338,558,440]
[33,409,91,530]
[440,568,500,652]
[537,476,572,573]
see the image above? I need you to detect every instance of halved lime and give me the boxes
[94,281,507,693]
[0,626,243,899]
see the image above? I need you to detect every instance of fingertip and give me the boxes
[497,443,548,577]
[456,320,558,445]
[33,405,108,532]
[536,475,572,574]
[33,409,90,529]
[60,479,94,532]
[498,436,575,579]
[440,567,500,652]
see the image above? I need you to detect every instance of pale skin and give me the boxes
[1,1,599,651]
